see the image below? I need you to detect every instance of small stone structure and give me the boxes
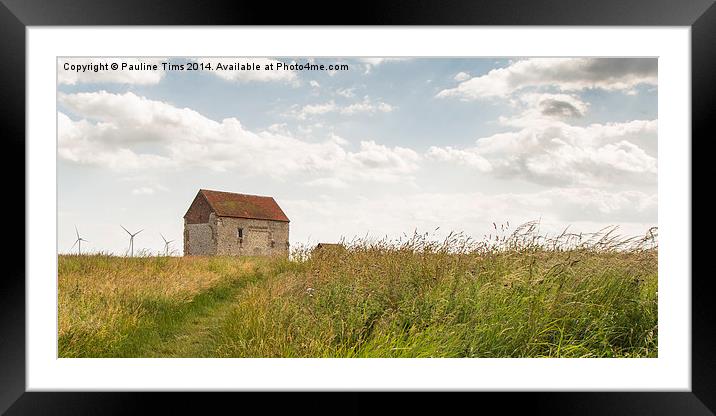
[313,243,345,252]
[183,189,290,257]
[311,243,346,258]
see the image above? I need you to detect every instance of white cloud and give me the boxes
[328,133,349,146]
[309,80,320,88]
[288,96,396,120]
[267,123,291,135]
[131,187,156,195]
[342,97,395,115]
[58,58,166,85]
[433,59,656,188]
[57,111,173,170]
[437,58,657,100]
[453,71,471,82]
[304,177,348,189]
[193,58,298,84]
[427,119,657,187]
[346,140,420,181]
[58,91,417,184]
[426,146,492,172]
[292,101,338,119]
[336,87,356,98]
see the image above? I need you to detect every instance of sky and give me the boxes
[57,57,658,255]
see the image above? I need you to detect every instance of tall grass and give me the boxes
[58,223,657,358]
[58,255,268,357]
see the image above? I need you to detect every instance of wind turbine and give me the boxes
[160,233,173,256]
[70,226,88,255]
[121,225,143,257]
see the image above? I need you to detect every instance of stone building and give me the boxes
[311,243,346,259]
[312,243,346,253]
[183,189,290,257]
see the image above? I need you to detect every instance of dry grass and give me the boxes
[58,255,268,357]
[58,222,658,358]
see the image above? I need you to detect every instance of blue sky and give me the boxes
[58,57,658,255]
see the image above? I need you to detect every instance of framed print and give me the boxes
[3,0,714,414]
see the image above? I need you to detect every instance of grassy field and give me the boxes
[58,223,658,358]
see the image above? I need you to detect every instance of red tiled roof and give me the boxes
[199,189,290,222]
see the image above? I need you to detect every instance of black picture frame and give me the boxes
[3,0,713,414]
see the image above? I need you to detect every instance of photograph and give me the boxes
[57,56,659,359]
[2,0,708,409]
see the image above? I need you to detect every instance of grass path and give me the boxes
[133,260,269,358]
[141,282,244,357]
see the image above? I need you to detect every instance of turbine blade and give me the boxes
[160,233,166,243]
[135,229,144,236]
[75,226,79,239]
[70,239,79,250]
[121,225,131,235]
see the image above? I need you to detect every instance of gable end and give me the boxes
[184,191,214,224]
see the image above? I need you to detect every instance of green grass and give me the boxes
[58,255,269,357]
[58,224,658,358]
